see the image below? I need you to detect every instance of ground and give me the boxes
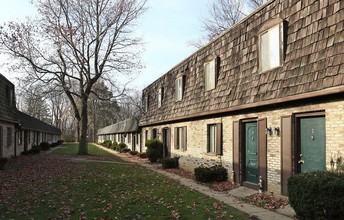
[0,143,248,219]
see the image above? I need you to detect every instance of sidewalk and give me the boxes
[95,144,296,220]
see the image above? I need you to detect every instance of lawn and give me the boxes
[53,143,116,157]
[0,144,249,219]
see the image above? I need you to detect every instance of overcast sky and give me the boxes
[0,0,209,90]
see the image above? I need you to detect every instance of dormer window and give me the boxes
[158,87,164,108]
[259,22,284,72]
[204,59,216,91]
[175,77,183,101]
[143,95,149,112]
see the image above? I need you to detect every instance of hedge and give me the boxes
[194,165,228,183]
[288,171,344,219]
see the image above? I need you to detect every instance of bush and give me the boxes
[194,165,228,183]
[121,148,131,153]
[145,139,163,163]
[288,171,344,219]
[112,141,118,150]
[116,143,127,152]
[0,157,8,170]
[39,142,50,151]
[102,140,112,148]
[129,150,139,155]
[139,153,147,158]
[162,157,179,169]
[31,145,41,154]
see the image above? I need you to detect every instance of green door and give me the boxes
[299,117,326,173]
[245,122,258,184]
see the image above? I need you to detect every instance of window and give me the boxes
[204,59,216,91]
[158,87,164,108]
[128,134,131,144]
[208,125,217,153]
[259,23,283,72]
[7,127,12,147]
[174,127,187,151]
[143,95,149,112]
[151,128,157,139]
[175,77,183,101]
[207,123,222,155]
[7,86,14,108]
[145,130,148,142]
[19,131,23,145]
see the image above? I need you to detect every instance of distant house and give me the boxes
[0,73,61,158]
[0,74,19,157]
[17,111,61,153]
[139,0,344,195]
[97,118,140,152]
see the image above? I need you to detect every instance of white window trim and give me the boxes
[259,23,283,73]
[158,88,163,108]
[204,59,216,91]
[175,77,183,101]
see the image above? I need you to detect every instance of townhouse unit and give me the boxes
[140,0,344,195]
[97,118,141,152]
[0,73,62,158]
[0,74,18,157]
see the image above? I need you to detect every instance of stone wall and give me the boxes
[142,99,344,195]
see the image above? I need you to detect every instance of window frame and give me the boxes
[204,59,217,91]
[158,87,164,108]
[259,22,284,73]
[143,95,149,112]
[207,123,223,155]
[174,126,187,151]
[175,77,183,101]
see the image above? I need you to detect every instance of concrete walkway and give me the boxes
[90,145,296,220]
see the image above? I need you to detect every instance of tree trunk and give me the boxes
[78,96,89,155]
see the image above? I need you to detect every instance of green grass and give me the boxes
[0,152,248,219]
[53,143,116,157]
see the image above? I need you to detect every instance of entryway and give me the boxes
[162,128,171,158]
[297,116,326,173]
[244,122,258,184]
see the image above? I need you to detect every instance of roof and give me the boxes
[140,0,344,126]
[0,73,18,123]
[97,118,138,135]
[18,111,61,135]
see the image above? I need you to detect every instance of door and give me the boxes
[245,122,258,184]
[299,117,326,173]
[133,134,136,152]
[162,128,171,158]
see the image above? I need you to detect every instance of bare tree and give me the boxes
[190,0,267,47]
[0,0,147,154]
[117,89,142,121]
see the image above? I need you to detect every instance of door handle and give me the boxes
[298,154,304,164]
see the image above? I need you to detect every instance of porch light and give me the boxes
[274,127,280,136]
[265,127,272,136]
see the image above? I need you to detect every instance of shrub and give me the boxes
[288,171,344,219]
[194,165,228,183]
[162,157,179,169]
[129,150,139,155]
[145,139,163,163]
[0,157,8,170]
[112,141,118,150]
[102,140,112,148]
[139,152,147,158]
[117,142,127,152]
[39,142,50,151]
[31,145,41,154]
[122,148,131,153]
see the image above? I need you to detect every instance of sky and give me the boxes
[0,0,209,90]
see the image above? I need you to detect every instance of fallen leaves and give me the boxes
[244,193,288,210]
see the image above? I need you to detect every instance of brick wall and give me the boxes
[142,99,344,195]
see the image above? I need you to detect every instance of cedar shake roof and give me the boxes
[140,0,344,126]
[18,111,61,135]
[97,118,138,135]
[0,73,18,123]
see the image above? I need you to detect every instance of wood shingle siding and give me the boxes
[140,0,344,127]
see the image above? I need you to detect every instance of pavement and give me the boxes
[85,145,297,220]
